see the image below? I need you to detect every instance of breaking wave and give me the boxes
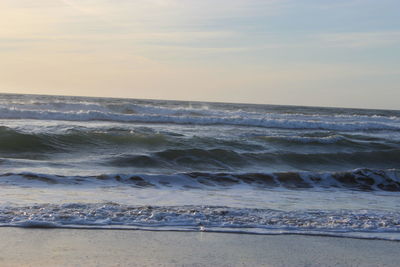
[1,169,399,192]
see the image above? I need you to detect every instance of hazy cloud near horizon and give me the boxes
[0,0,399,109]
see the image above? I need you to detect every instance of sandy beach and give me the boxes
[0,228,399,266]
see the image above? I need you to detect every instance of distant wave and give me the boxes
[1,203,400,240]
[0,104,399,131]
[1,169,399,191]
[2,99,400,122]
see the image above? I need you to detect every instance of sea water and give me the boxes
[0,93,399,240]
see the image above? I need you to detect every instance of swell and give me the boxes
[1,169,399,191]
[0,126,400,155]
[0,106,399,131]
[0,126,178,153]
[0,126,262,154]
[0,126,58,153]
[255,134,396,150]
[1,127,399,171]
[109,149,400,171]
[1,203,400,240]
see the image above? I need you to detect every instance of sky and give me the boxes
[0,0,399,109]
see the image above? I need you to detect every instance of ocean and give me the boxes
[0,93,399,240]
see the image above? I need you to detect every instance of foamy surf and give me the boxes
[1,203,400,240]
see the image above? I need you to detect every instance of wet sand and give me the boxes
[0,228,399,266]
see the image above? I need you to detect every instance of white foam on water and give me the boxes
[0,106,399,131]
[1,203,400,240]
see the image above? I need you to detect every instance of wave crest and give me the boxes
[1,169,399,192]
[1,104,399,131]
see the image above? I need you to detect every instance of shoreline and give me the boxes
[1,228,399,266]
[2,225,400,242]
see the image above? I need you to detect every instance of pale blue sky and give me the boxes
[0,0,399,109]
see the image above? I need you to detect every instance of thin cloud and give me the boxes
[318,31,400,48]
